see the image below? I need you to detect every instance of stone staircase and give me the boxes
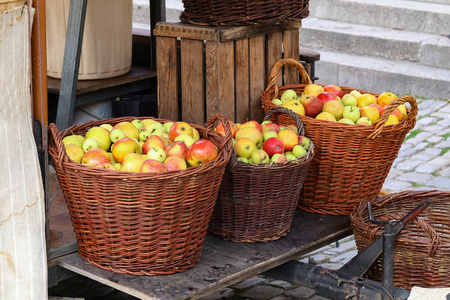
[132,0,449,99]
[300,0,450,99]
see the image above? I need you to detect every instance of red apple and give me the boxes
[81,148,111,167]
[299,94,323,118]
[261,122,280,134]
[368,104,385,115]
[164,141,188,160]
[140,159,168,173]
[169,121,194,141]
[271,153,288,164]
[164,156,187,171]
[262,137,285,158]
[111,137,139,163]
[142,135,165,154]
[317,92,340,105]
[323,85,343,98]
[186,139,218,167]
[240,120,262,132]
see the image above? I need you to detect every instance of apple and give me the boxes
[147,123,165,137]
[216,120,238,138]
[341,94,358,107]
[107,152,116,164]
[368,104,385,116]
[95,163,118,171]
[282,100,305,116]
[131,119,144,130]
[120,153,146,172]
[385,114,400,125]
[99,123,113,132]
[65,144,85,163]
[169,121,194,141]
[360,106,380,122]
[323,85,343,98]
[322,100,344,120]
[140,159,168,173]
[357,94,377,108]
[298,94,323,118]
[163,121,174,134]
[263,130,278,141]
[342,106,361,123]
[237,157,249,163]
[81,148,111,167]
[391,104,407,121]
[235,127,263,148]
[234,138,257,159]
[338,118,355,125]
[303,84,324,97]
[111,137,139,163]
[377,92,397,107]
[315,112,337,122]
[278,129,298,151]
[280,89,298,103]
[174,134,196,148]
[186,139,218,167]
[261,122,280,134]
[142,119,158,129]
[285,152,297,161]
[272,98,283,105]
[262,137,285,157]
[317,92,340,105]
[164,156,187,171]
[82,137,100,153]
[192,127,201,141]
[161,137,172,147]
[164,141,188,160]
[350,90,362,99]
[113,122,139,140]
[271,153,288,164]
[240,120,263,132]
[292,144,307,158]
[62,135,83,148]
[139,128,151,142]
[250,149,270,164]
[146,147,167,163]
[285,125,298,133]
[356,117,373,126]
[142,135,165,154]
[297,136,310,150]
[85,126,111,151]
[110,128,127,143]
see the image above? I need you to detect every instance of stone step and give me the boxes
[308,0,450,36]
[300,18,450,70]
[309,48,450,99]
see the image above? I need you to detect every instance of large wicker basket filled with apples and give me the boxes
[260,58,418,215]
[48,114,233,275]
[208,107,314,242]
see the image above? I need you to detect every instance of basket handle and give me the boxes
[263,106,305,136]
[265,58,313,97]
[368,95,418,139]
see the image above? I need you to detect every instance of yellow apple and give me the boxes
[120,153,146,173]
[315,112,337,122]
[303,84,324,97]
[113,122,139,140]
[111,137,139,163]
[322,100,344,120]
[377,92,397,107]
[62,135,83,148]
[282,100,305,116]
[234,138,257,159]
[360,106,380,122]
[385,114,399,125]
[278,129,298,151]
[357,94,377,108]
[85,126,112,151]
[81,148,111,167]
[235,127,263,148]
[65,144,85,163]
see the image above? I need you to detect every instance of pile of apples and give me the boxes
[216,120,311,164]
[61,119,220,173]
[271,84,408,126]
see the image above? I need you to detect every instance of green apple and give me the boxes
[356,117,373,126]
[114,163,121,171]
[163,122,174,134]
[263,130,278,141]
[341,94,358,107]
[131,119,144,130]
[110,128,127,143]
[237,157,249,163]
[62,135,82,148]
[261,120,271,126]
[139,129,151,142]
[146,147,166,163]
[147,123,164,137]
[107,152,117,164]
[82,138,99,153]
[251,149,270,164]
[297,136,310,150]
[338,118,355,125]
[174,134,196,148]
[271,153,287,164]
[285,152,297,161]
[350,90,362,99]
[85,126,111,151]
[281,89,298,103]
[271,98,283,105]
[342,106,361,123]
[234,138,257,159]
[292,145,307,158]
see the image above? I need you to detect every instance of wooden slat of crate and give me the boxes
[283,29,300,85]
[154,21,301,124]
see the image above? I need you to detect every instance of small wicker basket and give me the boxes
[260,58,418,215]
[48,114,233,276]
[208,107,314,242]
[180,0,309,26]
[351,190,450,289]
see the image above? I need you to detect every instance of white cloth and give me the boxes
[408,286,450,300]
[0,4,48,300]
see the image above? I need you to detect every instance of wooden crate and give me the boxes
[154,21,301,125]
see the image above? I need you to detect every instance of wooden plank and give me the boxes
[249,35,266,122]
[266,31,283,93]
[234,38,250,124]
[180,39,205,125]
[205,41,220,121]
[217,41,235,122]
[157,36,179,121]
[153,22,219,41]
[220,21,301,42]
[58,209,352,300]
[282,28,300,85]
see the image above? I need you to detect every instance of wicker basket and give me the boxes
[260,59,418,215]
[180,0,309,26]
[350,190,450,289]
[48,114,233,276]
[208,107,314,242]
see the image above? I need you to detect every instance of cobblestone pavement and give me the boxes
[200,98,450,300]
